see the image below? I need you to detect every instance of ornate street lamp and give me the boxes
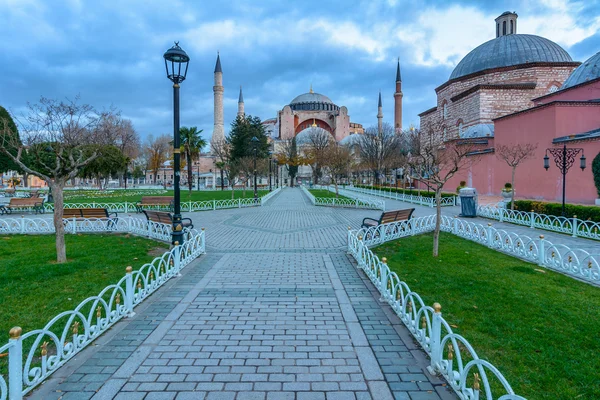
[163,42,189,245]
[543,143,586,216]
[268,152,273,191]
[251,136,259,201]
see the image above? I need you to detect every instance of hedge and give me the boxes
[514,200,600,222]
[354,184,456,199]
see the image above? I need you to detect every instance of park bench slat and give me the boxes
[143,210,194,230]
[136,196,174,212]
[362,208,415,228]
[0,197,45,214]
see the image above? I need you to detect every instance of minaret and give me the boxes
[237,86,245,118]
[377,91,383,134]
[210,53,225,152]
[394,58,403,133]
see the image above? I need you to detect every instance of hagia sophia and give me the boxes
[170,10,600,203]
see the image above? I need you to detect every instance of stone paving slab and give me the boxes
[31,188,456,399]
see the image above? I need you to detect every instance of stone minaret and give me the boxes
[377,91,383,134]
[210,53,225,151]
[237,86,245,118]
[394,58,403,133]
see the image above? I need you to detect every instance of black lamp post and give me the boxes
[163,42,189,245]
[273,159,279,189]
[543,143,586,217]
[251,136,259,202]
[268,152,273,191]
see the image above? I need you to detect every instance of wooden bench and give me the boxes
[142,210,193,230]
[362,208,415,228]
[62,208,118,228]
[0,197,45,214]
[136,196,174,212]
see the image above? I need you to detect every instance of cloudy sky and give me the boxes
[1,0,599,144]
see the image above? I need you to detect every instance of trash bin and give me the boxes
[459,187,477,217]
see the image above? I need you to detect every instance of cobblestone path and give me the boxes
[33,188,455,400]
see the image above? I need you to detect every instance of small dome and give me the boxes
[450,34,572,80]
[561,51,600,89]
[294,127,332,145]
[290,92,334,105]
[461,124,494,138]
[339,134,362,146]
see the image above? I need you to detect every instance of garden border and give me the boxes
[346,185,457,208]
[301,185,385,210]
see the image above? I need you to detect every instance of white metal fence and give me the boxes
[347,225,526,400]
[301,186,385,210]
[477,204,600,241]
[346,186,457,208]
[0,222,206,400]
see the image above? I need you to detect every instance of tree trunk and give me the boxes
[511,166,516,210]
[433,188,442,257]
[334,180,339,198]
[187,152,193,194]
[50,181,67,263]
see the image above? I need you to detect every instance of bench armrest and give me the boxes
[181,217,194,228]
[108,212,118,218]
[361,217,379,226]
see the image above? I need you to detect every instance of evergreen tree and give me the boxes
[0,106,21,173]
[228,115,270,162]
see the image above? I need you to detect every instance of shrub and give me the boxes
[514,200,600,222]
[593,151,600,198]
[456,181,467,194]
[355,184,456,199]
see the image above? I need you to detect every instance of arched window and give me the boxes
[497,23,499,37]
[510,20,513,34]
[549,85,559,93]
[442,102,448,120]
[458,122,464,136]
[442,127,447,142]
[503,21,506,35]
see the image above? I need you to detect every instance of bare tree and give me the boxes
[0,96,117,263]
[495,143,538,210]
[145,134,171,185]
[322,144,353,197]
[407,127,481,257]
[304,128,333,184]
[359,122,400,185]
[235,156,269,197]
[212,138,241,198]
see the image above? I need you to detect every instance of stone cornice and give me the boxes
[418,106,437,117]
[450,82,537,102]
[435,61,580,93]
[493,100,600,122]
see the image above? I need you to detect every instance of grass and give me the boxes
[373,232,600,400]
[62,189,269,203]
[0,234,169,339]
[308,189,351,199]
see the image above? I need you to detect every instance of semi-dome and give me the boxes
[294,127,332,145]
[339,133,362,146]
[450,34,573,80]
[561,51,600,89]
[461,124,494,138]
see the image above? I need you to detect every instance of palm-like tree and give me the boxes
[179,126,206,193]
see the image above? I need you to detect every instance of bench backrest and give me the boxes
[9,198,42,206]
[380,208,415,223]
[143,210,173,225]
[63,208,109,218]
[139,196,173,204]
[29,190,41,198]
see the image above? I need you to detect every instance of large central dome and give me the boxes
[450,34,573,80]
[290,92,334,105]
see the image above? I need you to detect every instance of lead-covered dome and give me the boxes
[290,92,333,105]
[561,51,600,89]
[450,34,573,80]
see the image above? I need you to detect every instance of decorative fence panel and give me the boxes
[477,204,600,241]
[0,224,205,400]
[301,186,385,210]
[347,228,526,400]
[346,186,457,208]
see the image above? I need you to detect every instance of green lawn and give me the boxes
[0,234,169,339]
[308,189,350,199]
[62,189,269,203]
[373,233,600,399]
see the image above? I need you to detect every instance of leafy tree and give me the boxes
[145,135,171,184]
[276,136,302,187]
[79,145,128,188]
[0,106,20,174]
[593,151,600,198]
[179,126,206,193]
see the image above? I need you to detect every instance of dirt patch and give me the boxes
[147,247,167,257]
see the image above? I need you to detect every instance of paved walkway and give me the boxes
[33,188,454,400]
